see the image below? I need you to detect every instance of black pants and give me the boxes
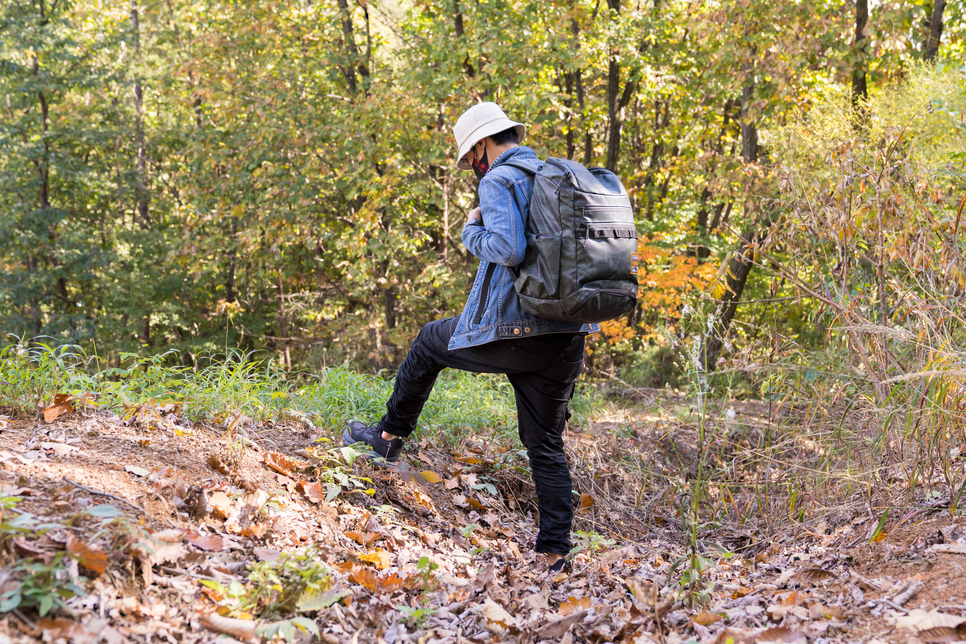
[379,316,585,555]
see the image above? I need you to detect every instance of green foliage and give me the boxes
[0,496,120,617]
[3,0,962,374]
[244,548,332,618]
[0,555,87,617]
[669,553,716,608]
[304,445,374,502]
[255,617,319,642]
[395,556,439,626]
[750,64,966,515]
[202,546,332,619]
[570,530,616,559]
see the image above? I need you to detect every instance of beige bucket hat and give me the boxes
[453,102,526,170]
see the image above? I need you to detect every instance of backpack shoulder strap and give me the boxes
[499,159,540,175]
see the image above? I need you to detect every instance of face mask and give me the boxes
[471,145,489,181]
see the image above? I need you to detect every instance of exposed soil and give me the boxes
[0,401,964,644]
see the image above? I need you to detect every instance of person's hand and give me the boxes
[467,207,482,224]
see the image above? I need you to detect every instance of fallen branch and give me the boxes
[198,613,257,641]
[63,478,144,515]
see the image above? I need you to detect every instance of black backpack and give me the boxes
[503,158,639,323]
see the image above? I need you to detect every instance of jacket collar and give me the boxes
[489,145,538,171]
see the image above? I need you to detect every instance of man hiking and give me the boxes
[344,102,597,572]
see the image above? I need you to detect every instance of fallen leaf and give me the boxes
[125,465,149,477]
[483,598,517,627]
[481,512,500,526]
[809,603,847,620]
[207,455,230,475]
[137,602,167,619]
[445,475,461,490]
[535,612,584,639]
[526,586,551,610]
[358,548,391,570]
[349,566,379,591]
[755,627,807,643]
[559,596,592,616]
[626,577,654,605]
[797,568,836,583]
[208,491,232,519]
[301,481,325,504]
[43,394,73,423]
[349,567,404,595]
[467,496,487,510]
[454,456,481,465]
[929,543,966,555]
[66,533,107,575]
[420,470,442,483]
[297,588,351,612]
[40,441,78,457]
[39,617,121,644]
[254,547,281,561]
[184,532,224,552]
[692,610,722,626]
[732,586,753,599]
[345,531,381,547]
[890,608,965,632]
[378,574,406,594]
[919,624,966,642]
[153,529,185,543]
[14,537,53,561]
[262,452,302,478]
[577,493,594,513]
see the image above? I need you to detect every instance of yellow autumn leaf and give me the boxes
[420,470,442,483]
[692,610,722,626]
[358,549,391,570]
[559,596,591,616]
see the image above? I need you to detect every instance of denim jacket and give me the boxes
[449,146,598,350]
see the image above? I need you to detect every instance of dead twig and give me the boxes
[890,579,923,607]
[63,477,144,515]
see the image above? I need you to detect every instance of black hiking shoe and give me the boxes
[342,421,403,463]
[548,557,570,574]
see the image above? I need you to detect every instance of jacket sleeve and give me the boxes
[461,176,527,266]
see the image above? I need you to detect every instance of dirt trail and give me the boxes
[0,405,964,643]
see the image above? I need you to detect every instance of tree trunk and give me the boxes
[225,216,237,302]
[851,0,869,108]
[576,69,593,165]
[923,0,946,60]
[604,0,637,173]
[276,271,290,369]
[740,59,758,164]
[383,284,397,330]
[701,229,760,371]
[131,0,149,229]
[336,0,362,95]
[641,98,670,221]
[605,59,636,172]
[701,55,760,372]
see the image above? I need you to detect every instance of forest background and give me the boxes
[0,0,964,391]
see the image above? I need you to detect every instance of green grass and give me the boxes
[0,338,600,449]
